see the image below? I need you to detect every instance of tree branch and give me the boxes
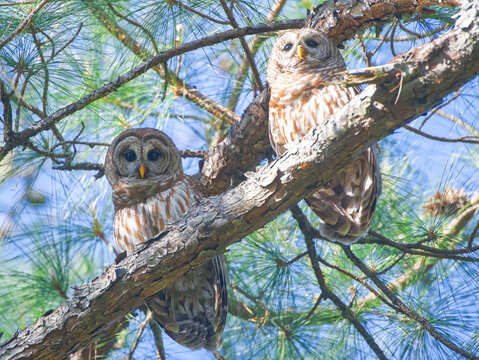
[200,0,462,194]
[0,18,303,161]
[1,2,478,357]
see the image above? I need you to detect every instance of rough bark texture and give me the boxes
[1,2,478,358]
[200,0,462,194]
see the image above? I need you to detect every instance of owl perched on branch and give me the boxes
[104,128,228,351]
[267,28,382,244]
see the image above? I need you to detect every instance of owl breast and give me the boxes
[113,176,197,252]
[269,68,356,154]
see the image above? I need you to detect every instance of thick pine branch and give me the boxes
[1,2,478,357]
[199,0,462,194]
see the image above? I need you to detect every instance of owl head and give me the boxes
[267,28,345,84]
[105,128,182,187]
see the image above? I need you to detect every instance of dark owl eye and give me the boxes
[124,150,137,162]
[283,43,293,51]
[147,150,160,161]
[306,39,318,48]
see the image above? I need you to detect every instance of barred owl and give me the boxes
[104,128,228,351]
[267,28,382,244]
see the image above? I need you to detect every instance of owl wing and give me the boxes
[147,254,228,351]
[306,144,382,243]
[146,176,228,351]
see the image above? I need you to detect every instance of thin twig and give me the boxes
[126,310,153,360]
[342,246,479,360]
[418,91,460,130]
[149,320,165,360]
[168,0,230,25]
[404,125,479,144]
[0,0,50,51]
[435,109,479,137]
[289,205,388,360]
[219,0,264,92]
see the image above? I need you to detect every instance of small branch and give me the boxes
[149,321,165,360]
[127,310,152,360]
[404,125,479,144]
[52,162,104,178]
[290,205,388,360]
[219,0,264,93]
[342,246,479,360]
[168,0,230,25]
[0,0,50,51]
[179,149,207,159]
[226,0,286,111]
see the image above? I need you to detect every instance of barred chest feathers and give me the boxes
[113,175,197,252]
[269,68,357,151]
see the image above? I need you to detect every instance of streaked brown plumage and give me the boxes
[267,28,381,243]
[105,128,227,351]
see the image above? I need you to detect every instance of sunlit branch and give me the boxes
[126,310,152,360]
[435,109,479,136]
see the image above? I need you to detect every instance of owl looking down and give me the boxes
[104,128,228,351]
[267,28,382,243]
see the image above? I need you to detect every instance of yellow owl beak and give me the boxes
[297,44,304,60]
[139,163,146,179]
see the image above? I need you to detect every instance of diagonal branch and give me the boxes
[0,0,50,51]
[1,2,478,357]
[342,245,479,360]
[200,0,462,194]
[290,205,388,360]
[85,2,239,125]
[0,18,303,161]
[219,0,264,92]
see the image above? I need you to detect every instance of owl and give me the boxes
[267,28,382,244]
[104,128,228,351]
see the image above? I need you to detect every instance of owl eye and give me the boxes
[124,150,137,162]
[306,39,318,48]
[283,43,293,52]
[147,150,160,161]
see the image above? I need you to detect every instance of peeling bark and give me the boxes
[200,0,461,194]
[1,1,478,358]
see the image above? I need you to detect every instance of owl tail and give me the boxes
[306,146,381,244]
[146,255,228,352]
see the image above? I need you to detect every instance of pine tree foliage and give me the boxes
[0,0,478,359]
